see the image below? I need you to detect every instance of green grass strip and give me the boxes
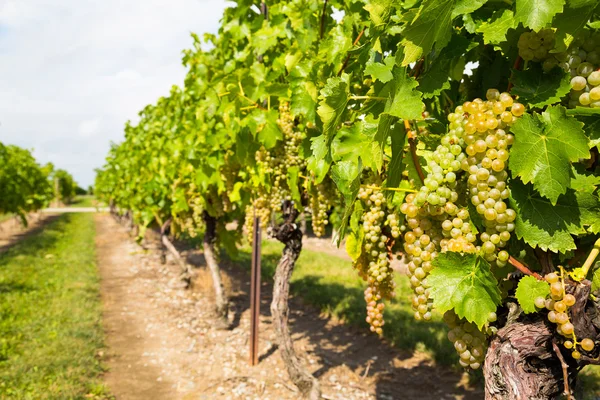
[0,213,110,399]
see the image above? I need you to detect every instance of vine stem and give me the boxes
[405,120,425,184]
[581,238,600,277]
[319,0,328,39]
[337,28,365,76]
[508,255,543,280]
[362,184,417,193]
[349,95,387,101]
[552,340,575,400]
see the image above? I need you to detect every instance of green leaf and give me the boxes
[510,180,600,253]
[365,56,395,83]
[571,165,600,193]
[429,252,501,329]
[331,121,377,170]
[331,160,362,245]
[400,0,455,66]
[386,122,408,193]
[509,106,589,204]
[511,65,571,108]
[592,267,600,292]
[477,9,516,45]
[515,0,565,31]
[317,75,349,139]
[385,68,424,120]
[418,34,473,98]
[286,166,302,206]
[515,276,550,314]
[553,0,598,52]
[345,226,364,261]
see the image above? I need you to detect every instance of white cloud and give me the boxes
[78,118,101,138]
[0,0,228,187]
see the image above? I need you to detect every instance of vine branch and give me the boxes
[405,120,425,184]
[338,28,365,76]
[581,238,600,277]
[319,0,328,39]
[509,255,543,280]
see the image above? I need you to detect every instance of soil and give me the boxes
[95,213,483,400]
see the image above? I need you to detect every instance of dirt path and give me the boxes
[0,213,60,252]
[96,213,482,399]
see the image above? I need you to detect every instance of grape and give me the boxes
[534,296,546,308]
[571,76,587,91]
[588,71,600,86]
[581,338,595,352]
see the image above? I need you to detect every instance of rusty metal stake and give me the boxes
[249,215,261,366]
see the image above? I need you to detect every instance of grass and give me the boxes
[0,214,13,223]
[68,195,99,208]
[579,365,600,399]
[0,213,111,399]
[236,240,458,366]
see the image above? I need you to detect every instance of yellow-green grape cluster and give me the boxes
[309,182,334,237]
[277,102,304,169]
[365,286,385,335]
[534,270,596,360]
[243,195,271,240]
[355,187,396,334]
[448,89,522,267]
[440,208,477,253]
[517,29,565,69]
[444,310,493,370]
[387,213,401,239]
[400,194,443,321]
[566,31,600,108]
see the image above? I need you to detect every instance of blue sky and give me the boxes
[0,0,228,187]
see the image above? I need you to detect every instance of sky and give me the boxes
[0,0,229,188]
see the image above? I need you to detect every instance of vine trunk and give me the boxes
[270,208,321,399]
[202,211,228,323]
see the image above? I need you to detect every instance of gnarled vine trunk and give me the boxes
[202,211,228,322]
[160,218,193,287]
[270,208,321,399]
[484,280,600,399]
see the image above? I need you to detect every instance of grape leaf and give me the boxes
[400,0,460,66]
[476,9,516,45]
[571,165,600,193]
[553,0,598,52]
[386,122,408,194]
[331,121,377,170]
[593,267,600,292]
[365,56,395,83]
[331,159,362,245]
[419,35,472,98]
[429,252,501,329]
[515,275,550,314]
[345,226,364,261]
[566,108,600,148]
[509,106,589,204]
[510,64,571,108]
[317,75,349,139]
[515,0,565,32]
[385,68,424,120]
[510,180,600,253]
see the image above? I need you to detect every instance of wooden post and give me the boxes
[249,215,261,366]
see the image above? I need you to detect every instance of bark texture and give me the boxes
[160,218,192,287]
[484,318,571,400]
[202,211,228,321]
[270,208,321,399]
[484,280,600,400]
